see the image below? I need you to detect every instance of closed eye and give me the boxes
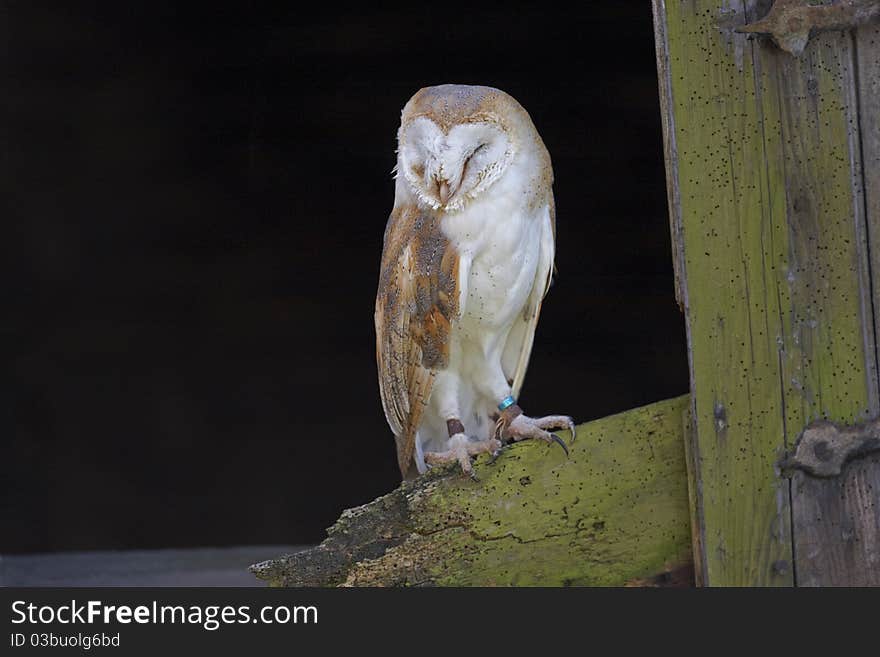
[462,144,488,177]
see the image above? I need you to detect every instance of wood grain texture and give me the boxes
[859,22,880,374]
[680,404,706,585]
[250,396,693,587]
[652,0,687,310]
[783,414,880,585]
[785,17,880,589]
[792,455,880,585]
[653,0,878,585]
[785,20,880,588]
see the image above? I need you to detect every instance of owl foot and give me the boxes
[424,435,503,480]
[499,412,576,456]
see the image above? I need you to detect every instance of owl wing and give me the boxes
[375,205,461,477]
[502,198,556,398]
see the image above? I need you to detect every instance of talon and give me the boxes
[549,433,569,456]
[568,420,577,443]
[425,437,500,478]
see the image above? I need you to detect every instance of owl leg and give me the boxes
[490,394,575,457]
[423,372,501,478]
[497,407,576,455]
[424,426,502,480]
[479,369,576,454]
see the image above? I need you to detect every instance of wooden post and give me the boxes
[652,0,880,585]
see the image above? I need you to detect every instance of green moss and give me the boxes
[256,396,694,587]
[658,1,873,585]
[411,396,693,586]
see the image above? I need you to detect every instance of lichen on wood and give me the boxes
[250,396,693,587]
[652,0,880,586]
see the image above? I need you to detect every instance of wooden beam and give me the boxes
[652,0,880,585]
[787,19,880,588]
[859,22,880,377]
[251,396,693,587]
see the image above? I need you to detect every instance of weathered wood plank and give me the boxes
[251,396,693,587]
[786,20,880,588]
[792,455,880,585]
[653,0,877,585]
[680,404,706,585]
[784,415,880,585]
[652,0,688,310]
[859,22,880,372]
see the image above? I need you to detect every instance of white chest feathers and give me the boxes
[442,193,548,346]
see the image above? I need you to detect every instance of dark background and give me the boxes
[4,2,688,553]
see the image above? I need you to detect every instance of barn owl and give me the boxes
[375,84,575,479]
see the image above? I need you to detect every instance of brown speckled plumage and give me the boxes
[375,205,460,475]
[402,85,515,132]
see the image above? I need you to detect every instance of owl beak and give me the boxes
[438,179,450,205]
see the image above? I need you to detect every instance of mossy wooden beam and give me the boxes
[789,19,880,588]
[250,396,693,587]
[653,0,879,585]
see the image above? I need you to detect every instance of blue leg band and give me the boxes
[497,395,516,412]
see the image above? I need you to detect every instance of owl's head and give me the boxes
[395,85,540,212]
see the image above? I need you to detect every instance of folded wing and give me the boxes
[375,206,461,477]
[501,200,556,398]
